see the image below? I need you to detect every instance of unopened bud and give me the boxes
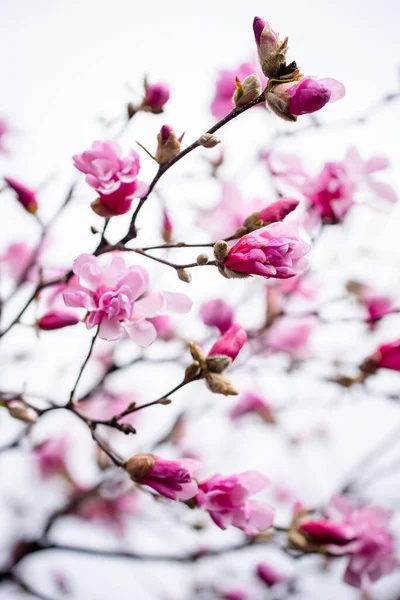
[189,342,204,362]
[196,253,209,265]
[213,240,230,263]
[156,125,183,165]
[8,401,38,424]
[234,74,262,107]
[184,361,202,382]
[158,397,172,405]
[124,453,156,480]
[198,133,221,148]
[205,372,239,396]
[205,354,232,373]
[266,84,298,122]
[177,268,192,283]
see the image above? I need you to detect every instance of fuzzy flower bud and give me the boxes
[144,81,170,113]
[205,372,238,396]
[156,125,183,165]
[198,133,222,148]
[37,310,80,331]
[4,177,38,214]
[233,74,262,107]
[253,17,288,79]
[8,401,38,424]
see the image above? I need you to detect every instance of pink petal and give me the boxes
[63,290,90,309]
[134,293,164,319]
[124,319,157,347]
[99,317,123,341]
[159,291,192,314]
[367,180,397,203]
[365,156,390,173]
[318,78,346,102]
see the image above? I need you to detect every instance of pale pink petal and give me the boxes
[134,292,164,319]
[365,156,390,173]
[119,266,149,300]
[73,254,103,290]
[124,319,157,347]
[367,180,397,203]
[63,290,90,309]
[245,500,275,533]
[99,317,123,341]
[318,78,346,102]
[103,254,127,288]
[239,471,269,494]
[159,292,192,314]
[134,181,149,198]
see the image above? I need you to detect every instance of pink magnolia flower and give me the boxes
[261,150,310,190]
[148,315,176,341]
[4,177,38,214]
[230,393,275,423]
[211,60,267,119]
[265,316,315,359]
[37,310,80,331]
[0,242,39,283]
[73,141,148,216]
[33,437,69,479]
[201,299,234,334]
[74,492,137,535]
[369,339,400,372]
[223,223,310,279]
[256,562,285,587]
[197,471,274,535]
[300,495,398,589]
[208,323,247,361]
[197,182,262,240]
[63,253,192,343]
[144,82,170,112]
[125,454,199,501]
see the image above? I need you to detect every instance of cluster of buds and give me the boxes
[253,16,344,121]
[184,324,247,396]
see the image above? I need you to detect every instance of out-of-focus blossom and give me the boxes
[266,77,345,121]
[211,60,267,119]
[230,393,275,423]
[143,81,170,113]
[219,589,248,600]
[348,282,394,329]
[148,315,176,341]
[197,182,262,240]
[201,299,234,334]
[161,206,173,242]
[264,316,315,359]
[216,223,310,280]
[63,253,192,343]
[297,495,398,589]
[155,125,183,165]
[208,323,247,362]
[256,562,285,587]
[0,242,39,284]
[37,310,80,331]
[197,471,274,535]
[33,437,69,479]
[0,118,10,153]
[74,492,137,535]
[79,392,138,425]
[4,177,38,214]
[73,141,148,217]
[124,453,199,501]
[365,339,400,373]
[261,150,310,190]
[258,198,299,224]
[344,147,397,205]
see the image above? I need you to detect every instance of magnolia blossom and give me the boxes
[0,242,38,283]
[299,495,398,588]
[201,298,234,334]
[63,253,192,343]
[144,82,170,112]
[125,454,199,501]
[4,177,38,214]
[223,223,310,279]
[211,60,267,119]
[73,141,148,216]
[265,316,315,359]
[37,310,80,331]
[369,339,400,372]
[208,323,247,361]
[230,393,275,423]
[197,471,274,535]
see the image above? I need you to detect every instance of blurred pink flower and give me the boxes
[37,310,80,331]
[34,437,69,479]
[256,562,285,587]
[73,141,148,216]
[201,298,234,334]
[4,177,38,214]
[265,316,315,359]
[211,60,267,119]
[230,392,275,423]
[0,118,10,153]
[197,471,274,535]
[224,223,310,279]
[287,77,345,116]
[144,82,170,112]
[63,253,192,343]
[258,198,299,223]
[208,323,247,361]
[74,492,137,535]
[0,242,38,283]
[370,339,400,372]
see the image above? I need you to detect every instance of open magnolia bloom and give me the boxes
[63,253,192,343]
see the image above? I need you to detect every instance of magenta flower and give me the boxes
[258,198,299,223]
[208,323,247,361]
[0,242,39,284]
[63,253,192,343]
[197,471,274,535]
[211,61,267,119]
[370,339,400,372]
[356,285,394,329]
[201,299,234,334]
[37,310,80,331]
[73,141,148,216]
[300,495,398,589]
[144,82,170,112]
[223,223,310,279]
[4,177,38,214]
[256,562,285,587]
[125,454,199,501]
[230,393,275,423]
[306,161,356,222]
[265,316,315,359]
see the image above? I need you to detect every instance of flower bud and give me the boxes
[208,323,247,362]
[253,16,289,79]
[4,177,38,214]
[37,310,80,331]
[233,74,262,107]
[162,206,173,243]
[8,401,38,424]
[158,397,172,405]
[156,125,183,165]
[205,354,232,373]
[198,133,221,148]
[243,198,299,232]
[205,372,239,396]
[196,253,209,265]
[177,268,192,283]
[124,453,156,480]
[184,361,202,381]
[144,82,170,114]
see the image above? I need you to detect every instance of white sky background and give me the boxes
[1,0,400,599]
